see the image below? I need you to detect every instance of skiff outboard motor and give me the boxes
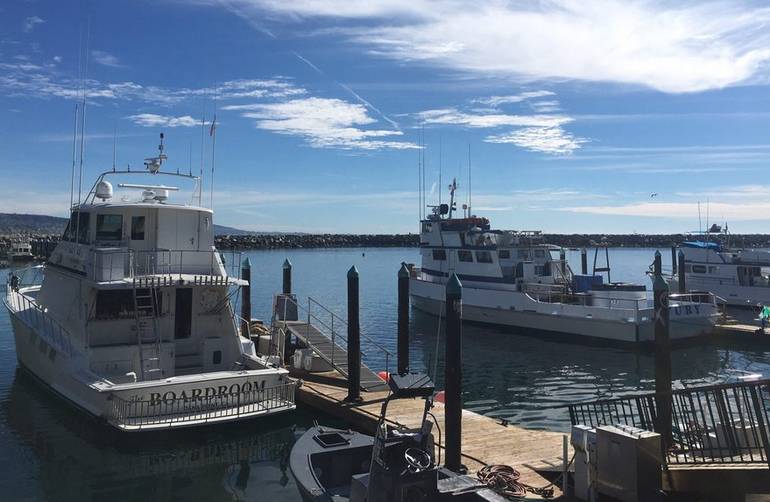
[351,373,439,502]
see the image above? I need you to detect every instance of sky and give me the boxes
[2,1,770,234]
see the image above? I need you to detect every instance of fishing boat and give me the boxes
[408,180,720,344]
[3,135,295,431]
[7,239,34,262]
[666,225,770,307]
[290,372,498,501]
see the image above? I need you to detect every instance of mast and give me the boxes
[468,144,472,217]
[69,103,78,208]
[439,135,442,209]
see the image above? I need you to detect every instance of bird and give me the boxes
[650,193,659,198]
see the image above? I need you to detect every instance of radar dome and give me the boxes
[95,180,113,200]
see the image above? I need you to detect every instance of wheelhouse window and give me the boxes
[499,249,511,259]
[691,265,707,274]
[534,249,545,258]
[96,214,123,241]
[458,250,473,262]
[517,249,529,259]
[63,211,90,243]
[432,249,447,261]
[476,250,493,263]
[131,216,146,240]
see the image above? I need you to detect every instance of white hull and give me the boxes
[410,278,718,343]
[669,277,770,308]
[7,302,295,431]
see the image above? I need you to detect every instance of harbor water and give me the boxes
[2,247,770,500]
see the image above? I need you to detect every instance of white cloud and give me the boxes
[210,0,770,93]
[486,126,587,155]
[127,113,200,128]
[91,50,124,68]
[418,107,586,154]
[22,16,44,33]
[237,97,417,150]
[474,91,555,107]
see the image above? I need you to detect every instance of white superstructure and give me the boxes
[3,137,295,431]
[409,182,720,343]
[667,233,770,307]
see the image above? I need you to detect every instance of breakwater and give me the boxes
[8,233,770,259]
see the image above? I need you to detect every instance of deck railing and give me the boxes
[4,287,79,356]
[568,378,770,466]
[108,380,297,429]
[90,248,242,282]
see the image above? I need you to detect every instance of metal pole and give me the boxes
[678,250,686,294]
[653,250,673,450]
[346,266,361,402]
[397,263,410,375]
[445,273,463,472]
[559,249,566,278]
[282,258,292,295]
[671,245,678,275]
[581,248,588,275]
[241,258,251,338]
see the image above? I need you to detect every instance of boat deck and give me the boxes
[294,371,567,499]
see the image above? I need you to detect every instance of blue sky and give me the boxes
[2,1,770,234]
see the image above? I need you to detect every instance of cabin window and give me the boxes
[432,249,447,261]
[534,249,545,258]
[63,212,90,243]
[499,250,511,259]
[131,216,146,240]
[517,249,529,259]
[96,214,123,241]
[422,222,432,233]
[94,288,161,320]
[708,266,718,274]
[213,350,222,365]
[476,250,493,263]
[691,265,707,274]
[535,265,546,276]
[458,250,473,262]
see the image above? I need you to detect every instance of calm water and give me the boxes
[2,247,770,500]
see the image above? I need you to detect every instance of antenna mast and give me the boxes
[439,135,442,208]
[69,104,78,208]
[112,123,117,170]
[468,144,472,217]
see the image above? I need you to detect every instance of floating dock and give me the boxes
[292,369,567,499]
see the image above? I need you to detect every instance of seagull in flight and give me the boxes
[650,193,659,198]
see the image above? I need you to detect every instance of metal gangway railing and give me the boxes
[568,378,770,467]
[274,294,393,388]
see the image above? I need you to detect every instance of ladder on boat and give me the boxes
[132,278,163,381]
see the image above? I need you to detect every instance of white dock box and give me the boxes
[596,425,662,502]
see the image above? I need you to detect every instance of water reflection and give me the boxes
[1,369,304,501]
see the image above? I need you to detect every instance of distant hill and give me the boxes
[0,213,255,236]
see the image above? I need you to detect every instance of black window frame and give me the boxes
[476,250,493,263]
[457,250,473,262]
[131,216,146,240]
[96,214,123,242]
[499,249,511,259]
[691,265,707,274]
[432,249,447,261]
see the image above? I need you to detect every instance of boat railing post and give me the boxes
[397,263,410,375]
[445,273,464,472]
[653,250,673,451]
[331,315,335,366]
[346,266,361,402]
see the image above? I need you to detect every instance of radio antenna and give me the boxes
[69,103,78,208]
[468,144,472,217]
[112,123,117,171]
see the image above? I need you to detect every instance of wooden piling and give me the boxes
[653,250,673,448]
[581,248,588,275]
[397,263,410,375]
[445,273,463,472]
[678,250,686,294]
[671,245,678,275]
[240,258,251,338]
[346,266,361,402]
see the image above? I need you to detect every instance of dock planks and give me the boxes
[293,371,567,499]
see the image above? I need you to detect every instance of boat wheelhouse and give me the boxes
[667,229,770,307]
[8,239,34,262]
[3,137,295,431]
[409,181,720,343]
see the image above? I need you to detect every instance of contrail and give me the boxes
[291,51,400,130]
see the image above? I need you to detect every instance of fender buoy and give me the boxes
[377,371,390,382]
[435,390,446,403]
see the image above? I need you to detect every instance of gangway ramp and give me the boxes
[276,296,390,392]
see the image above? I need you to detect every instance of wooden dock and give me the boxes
[292,370,567,499]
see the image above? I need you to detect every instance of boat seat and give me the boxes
[350,473,370,502]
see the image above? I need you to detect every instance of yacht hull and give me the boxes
[6,302,296,431]
[410,279,717,344]
[668,278,770,308]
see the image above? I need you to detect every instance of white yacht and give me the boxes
[667,228,770,307]
[409,182,720,344]
[8,239,34,262]
[3,136,295,431]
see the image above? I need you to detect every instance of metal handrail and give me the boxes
[88,247,242,282]
[568,378,770,466]
[108,380,297,428]
[307,297,394,358]
[4,287,79,357]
